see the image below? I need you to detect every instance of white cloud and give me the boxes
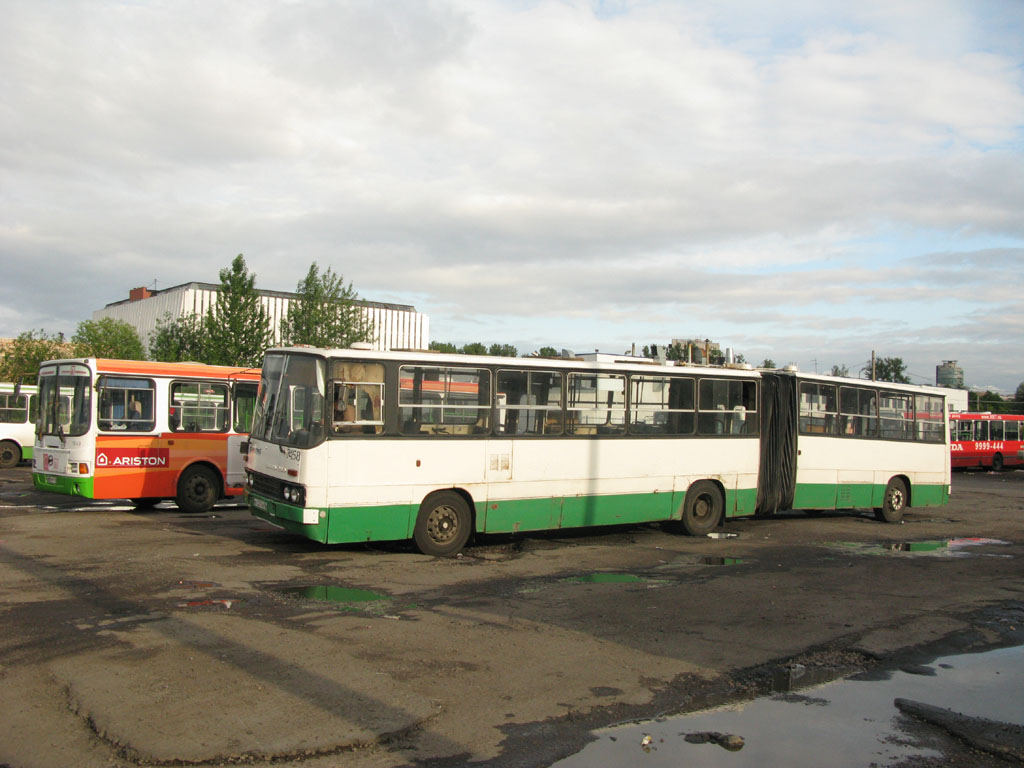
[0,0,1022,389]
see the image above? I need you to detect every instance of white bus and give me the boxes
[244,347,950,556]
[0,382,38,469]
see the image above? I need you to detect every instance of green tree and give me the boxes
[72,317,145,360]
[429,341,459,354]
[642,342,685,361]
[203,254,273,367]
[487,343,518,357]
[279,262,372,349]
[460,342,487,355]
[1015,381,1024,406]
[0,330,69,382]
[536,346,559,357]
[969,390,1009,414]
[873,356,911,384]
[149,312,207,362]
[760,358,776,369]
[830,364,849,377]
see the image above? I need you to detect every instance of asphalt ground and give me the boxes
[0,466,1022,767]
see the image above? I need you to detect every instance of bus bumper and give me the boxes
[33,473,93,497]
[247,492,329,541]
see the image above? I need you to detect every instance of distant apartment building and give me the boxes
[94,283,430,354]
[671,338,723,365]
[935,360,965,389]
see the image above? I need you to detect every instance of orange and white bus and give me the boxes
[33,359,260,512]
[949,412,1024,471]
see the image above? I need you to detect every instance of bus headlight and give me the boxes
[282,484,305,506]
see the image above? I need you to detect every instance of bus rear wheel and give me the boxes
[0,440,19,469]
[176,465,220,514]
[414,491,472,557]
[681,481,723,536]
[991,453,1004,472]
[874,477,907,523]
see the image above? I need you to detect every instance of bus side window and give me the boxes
[989,420,1004,441]
[497,370,563,436]
[698,379,757,436]
[0,393,28,424]
[97,377,156,432]
[330,362,385,435]
[799,382,837,435]
[840,386,876,437]
[170,382,229,433]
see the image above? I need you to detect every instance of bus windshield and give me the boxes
[252,353,326,448]
[37,363,92,437]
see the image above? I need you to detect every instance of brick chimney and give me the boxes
[129,286,153,301]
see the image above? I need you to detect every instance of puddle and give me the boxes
[282,585,388,603]
[890,540,948,552]
[831,538,1011,558]
[555,644,1024,767]
[700,557,744,566]
[561,573,663,584]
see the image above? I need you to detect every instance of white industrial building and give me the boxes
[94,283,430,353]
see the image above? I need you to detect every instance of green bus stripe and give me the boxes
[249,480,949,545]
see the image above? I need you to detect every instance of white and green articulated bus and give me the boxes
[0,383,39,469]
[243,347,950,556]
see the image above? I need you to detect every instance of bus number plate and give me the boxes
[252,497,267,511]
[44,475,57,485]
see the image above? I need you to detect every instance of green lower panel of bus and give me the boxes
[250,478,949,546]
[485,487,758,531]
[248,486,761,545]
[33,473,94,497]
[791,481,948,510]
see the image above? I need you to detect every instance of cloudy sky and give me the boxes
[2,0,1023,391]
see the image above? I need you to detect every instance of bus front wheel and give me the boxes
[414,491,472,557]
[991,453,1004,472]
[176,466,220,514]
[0,440,19,469]
[681,481,723,536]
[875,477,907,524]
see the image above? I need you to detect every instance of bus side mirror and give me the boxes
[239,440,249,454]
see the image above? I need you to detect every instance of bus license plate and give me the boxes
[44,475,57,485]
[252,497,267,511]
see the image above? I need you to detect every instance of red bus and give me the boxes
[949,412,1024,471]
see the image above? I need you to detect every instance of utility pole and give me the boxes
[871,350,876,381]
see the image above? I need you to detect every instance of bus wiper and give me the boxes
[57,422,65,446]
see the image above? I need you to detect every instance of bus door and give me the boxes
[226,381,258,490]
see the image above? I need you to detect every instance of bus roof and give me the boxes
[38,358,261,381]
[263,346,949,395]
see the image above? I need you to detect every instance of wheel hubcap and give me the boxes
[427,505,458,543]
[693,495,712,521]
